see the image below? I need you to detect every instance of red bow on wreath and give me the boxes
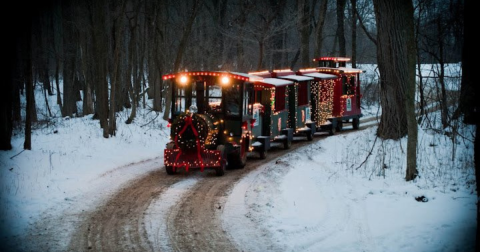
[174,115,205,172]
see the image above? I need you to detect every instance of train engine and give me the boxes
[163,72,258,176]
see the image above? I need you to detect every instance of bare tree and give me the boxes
[457,0,478,246]
[163,0,202,120]
[297,0,311,68]
[373,0,417,180]
[350,0,357,67]
[61,0,79,118]
[314,0,329,58]
[24,24,34,150]
[335,0,347,56]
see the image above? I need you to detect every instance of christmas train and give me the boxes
[162,57,364,176]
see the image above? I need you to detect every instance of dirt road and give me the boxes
[21,121,373,252]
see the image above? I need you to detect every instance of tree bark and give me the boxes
[373,0,417,180]
[336,0,347,56]
[314,0,328,57]
[89,0,109,137]
[351,0,357,68]
[458,0,478,247]
[298,0,310,68]
[24,25,33,150]
[61,0,78,117]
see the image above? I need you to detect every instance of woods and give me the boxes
[1,0,467,171]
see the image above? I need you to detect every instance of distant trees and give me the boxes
[1,0,464,151]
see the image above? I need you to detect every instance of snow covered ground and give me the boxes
[0,63,476,251]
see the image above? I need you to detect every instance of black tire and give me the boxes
[329,125,336,135]
[216,145,226,176]
[238,145,247,168]
[352,118,360,130]
[307,130,313,141]
[165,166,175,175]
[283,138,291,149]
[259,148,267,159]
[336,120,343,132]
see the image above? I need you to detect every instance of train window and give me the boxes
[298,82,308,106]
[342,76,348,95]
[174,84,197,114]
[350,76,355,89]
[254,90,262,103]
[207,84,222,113]
[243,83,253,115]
[224,83,241,116]
[342,76,355,95]
[275,86,286,112]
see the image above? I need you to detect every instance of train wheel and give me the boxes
[165,166,175,175]
[238,143,247,168]
[259,147,267,159]
[216,145,226,176]
[283,138,291,149]
[329,125,336,135]
[352,118,360,130]
[307,130,314,141]
[336,120,343,132]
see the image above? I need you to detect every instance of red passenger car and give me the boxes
[298,57,364,134]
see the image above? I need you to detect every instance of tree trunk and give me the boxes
[351,0,357,68]
[89,0,109,137]
[61,0,78,117]
[24,26,33,150]
[415,3,425,119]
[1,33,16,150]
[336,0,346,56]
[457,0,478,246]
[314,0,328,57]
[373,0,417,180]
[298,0,310,68]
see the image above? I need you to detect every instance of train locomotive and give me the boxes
[162,57,363,176]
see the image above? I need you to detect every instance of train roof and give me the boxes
[162,71,263,82]
[254,78,293,87]
[317,67,364,74]
[302,72,338,79]
[277,75,313,81]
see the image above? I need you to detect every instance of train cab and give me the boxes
[162,71,260,175]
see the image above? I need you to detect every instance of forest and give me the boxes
[1,0,466,146]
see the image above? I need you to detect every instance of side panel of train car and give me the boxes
[250,70,315,142]
[162,72,258,176]
[250,78,294,157]
[300,57,364,134]
[276,74,315,140]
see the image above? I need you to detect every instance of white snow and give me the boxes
[0,63,476,252]
[278,75,314,81]
[256,77,293,87]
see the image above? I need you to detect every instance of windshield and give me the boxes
[173,81,223,115]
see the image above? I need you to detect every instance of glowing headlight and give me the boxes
[179,76,188,84]
[221,76,230,85]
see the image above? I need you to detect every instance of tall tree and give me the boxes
[350,0,357,67]
[314,0,328,58]
[335,0,347,56]
[163,0,202,120]
[373,0,417,180]
[297,0,311,68]
[61,0,79,117]
[458,0,478,246]
[24,21,34,150]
